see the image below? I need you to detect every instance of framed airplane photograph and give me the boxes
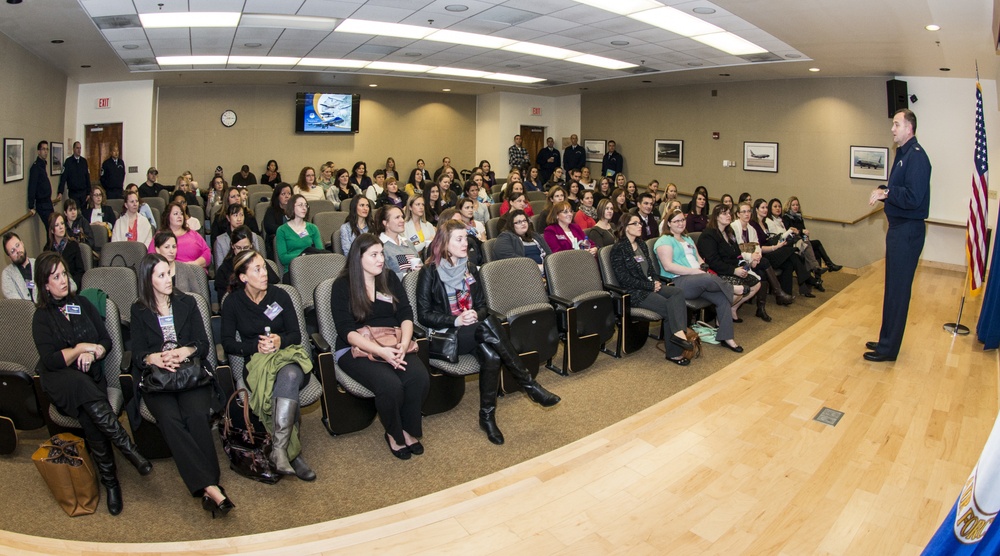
[654,139,683,166]
[50,142,64,176]
[585,140,606,163]
[743,141,778,172]
[4,138,23,183]
[849,145,889,180]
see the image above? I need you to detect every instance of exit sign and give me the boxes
[97,98,110,109]
[530,107,541,116]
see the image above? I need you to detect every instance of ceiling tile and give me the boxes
[548,5,614,25]
[501,0,577,16]
[516,14,579,33]
[244,0,306,15]
[145,28,192,40]
[101,27,149,41]
[297,0,366,18]
[350,4,417,21]
[80,0,136,18]
[189,0,247,11]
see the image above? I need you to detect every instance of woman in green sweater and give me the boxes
[276,194,322,273]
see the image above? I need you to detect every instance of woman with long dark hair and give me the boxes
[262,182,292,260]
[327,168,360,210]
[695,205,761,327]
[339,195,373,255]
[261,159,281,188]
[417,220,560,445]
[331,234,429,459]
[154,202,211,269]
[130,253,232,517]
[422,182,446,226]
[32,252,152,515]
[404,168,426,199]
[44,212,85,289]
[63,198,95,249]
[494,209,551,272]
[685,191,709,233]
[752,198,817,298]
[349,161,373,193]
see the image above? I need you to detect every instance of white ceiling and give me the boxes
[0,0,996,96]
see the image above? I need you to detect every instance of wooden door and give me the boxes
[520,125,545,169]
[84,123,124,187]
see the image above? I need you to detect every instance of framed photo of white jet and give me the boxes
[849,145,889,180]
[743,142,778,173]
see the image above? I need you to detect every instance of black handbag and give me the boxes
[427,328,459,363]
[140,356,213,393]
[219,389,282,484]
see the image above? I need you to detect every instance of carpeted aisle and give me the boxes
[0,272,855,543]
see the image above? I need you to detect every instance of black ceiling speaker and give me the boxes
[886,79,908,118]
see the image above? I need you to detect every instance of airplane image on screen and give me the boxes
[857,155,884,169]
[749,150,770,159]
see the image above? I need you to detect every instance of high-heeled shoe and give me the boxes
[202,487,235,518]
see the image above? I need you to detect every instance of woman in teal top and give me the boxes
[275,194,322,273]
[653,208,742,350]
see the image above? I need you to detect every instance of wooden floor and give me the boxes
[1,262,996,555]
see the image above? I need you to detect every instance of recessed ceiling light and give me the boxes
[139,12,240,28]
[229,56,300,65]
[122,44,140,50]
[50,39,64,44]
[925,24,940,31]
[785,53,801,59]
[692,7,716,14]
[940,67,951,71]
[610,40,629,46]
[240,14,338,31]
[809,67,820,72]
[336,19,432,39]
[369,84,378,87]
[244,42,262,48]
[404,52,422,57]
[442,88,452,92]
[484,73,545,84]
[444,5,468,12]
[568,54,637,70]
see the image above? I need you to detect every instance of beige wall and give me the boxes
[155,86,478,186]
[0,31,68,274]
[581,77,892,269]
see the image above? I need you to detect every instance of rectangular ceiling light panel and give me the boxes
[157,55,229,65]
[336,19,433,39]
[502,41,577,59]
[297,58,369,68]
[240,14,339,31]
[628,6,722,36]
[139,12,241,28]
[425,29,516,49]
[573,0,663,16]
[567,54,637,69]
[692,32,767,55]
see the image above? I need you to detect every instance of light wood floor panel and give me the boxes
[1,262,996,555]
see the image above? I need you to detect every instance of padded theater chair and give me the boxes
[597,245,660,357]
[99,240,148,271]
[646,237,711,330]
[479,258,558,394]
[289,252,346,332]
[0,299,45,454]
[543,250,616,375]
[313,212,348,250]
[81,266,137,327]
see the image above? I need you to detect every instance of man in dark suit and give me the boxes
[28,140,53,231]
[865,108,931,362]
[602,140,624,178]
[563,134,586,173]
[56,141,91,209]
[100,144,126,199]
[536,137,561,184]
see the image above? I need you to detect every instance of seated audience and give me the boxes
[635,192,659,240]
[594,177,613,204]
[63,199,95,249]
[276,195,323,273]
[782,196,841,271]
[350,161,373,193]
[85,184,117,240]
[457,197,487,242]
[378,206,423,279]
[586,199,618,250]
[130,253,233,517]
[153,202,210,270]
[422,183,447,226]
[374,176,407,211]
[752,198,818,298]
[687,185,710,215]
[316,162,335,195]
[231,165,257,188]
[524,166,543,192]
[384,157,398,182]
[417,220,559,445]
[574,190,598,230]
[500,183,533,216]
[213,203,249,269]
[211,187,260,244]
[494,209,550,272]
[365,169,386,203]
[261,159,281,188]
[292,166,324,202]
[327,168,361,210]
[609,187,628,224]
[478,160,496,190]
[204,176,227,218]
[125,183,156,229]
[168,189,203,232]
[403,195,435,254]
[215,226,278,302]
[544,167,566,191]
[340,195,374,255]
[610,214,698,365]
[32,252,151,515]
[579,166,596,190]
[44,213,85,289]
[464,179,490,224]
[695,205,762,323]
[764,198,824,291]
[404,168,426,199]
[111,190,153,247]
[262,183,291,260]
[221,250,315,481]
[544,201,596,255]
[540,186,567,222]
[731,202,794,318]
[686,191,709,233]
[2,232,38,301]
[331,234,429,459]
[623,181,639,211]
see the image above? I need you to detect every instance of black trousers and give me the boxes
[339,353,429,444]
[144,386,220,496]
[876,218,925,357]
[636,287,688,357]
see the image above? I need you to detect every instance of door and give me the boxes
[84,123,124,187]
[520,125,545,170]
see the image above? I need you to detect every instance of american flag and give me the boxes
[968,80,989,295]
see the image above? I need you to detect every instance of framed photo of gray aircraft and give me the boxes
[4,138,23,183]
[654,139,683,166]
[849,145,889,180]
[585,140,606,163]
[743,142,778,173]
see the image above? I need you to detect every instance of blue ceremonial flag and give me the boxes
[922,414,1000,554]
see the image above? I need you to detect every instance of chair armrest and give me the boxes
[549,294,574,308]
[121,351,132,372]
[411,324,427,340]
[312,332,330,353]
[488,309,508,322]
[216,344,228,365]
[604,283,628,296]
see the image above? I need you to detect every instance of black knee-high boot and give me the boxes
[80,400,152,476]
[87,436,122,515]
[764,266,794,305]
[475,316,560,407]
[755,280,772,322]
[474,343,504,445]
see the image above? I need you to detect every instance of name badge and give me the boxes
[464,273,476,287]
[65,304,82,315]
[634,254,645,263]
[126,232,134,240]
[25,280,34,290]
[556,234,567,240]
[157,315,174,328]
[408,234,419,243]
[375,292,393,303]
[298,230,308,238]
[264,302,283,320]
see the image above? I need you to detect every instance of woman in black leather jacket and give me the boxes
[416,220,560,445]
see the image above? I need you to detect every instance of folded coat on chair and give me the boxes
[245,344,313,461]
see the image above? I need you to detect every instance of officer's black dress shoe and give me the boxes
[863,351,896,362]
[865,341,878,351]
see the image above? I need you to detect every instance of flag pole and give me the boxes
[943,266,973,335]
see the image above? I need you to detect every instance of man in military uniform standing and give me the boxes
[28,140,53,231]
[865,108,931,362]
[100,144,126,199]
[57,141,90,209]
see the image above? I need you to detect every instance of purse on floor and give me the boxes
[32,433,99,517]
[219,389,282,485]
[350,326,419,362]
[427,328,459,363]
[140,356,214,393]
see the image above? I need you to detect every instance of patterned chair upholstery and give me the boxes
[479,258,558,391]
[597,245,660,357]
[247,185,272,204]
[481,238,497,264]
[313,212,348,249]
[41,297,126,432]
[312,277,378,434]
[106,198,124,216]
[330,228,345,255]
[81,266,137,326]
[173,261,211,301]
[308,200,337,219]
[290,253,345,313]
[142,196,165,215]
[224,285,322,408]
[543,249,616,374]
[79,242,93,273]
[99,240,148,271]
[254,202,270,231]
[0,299,44,452]
[90,223,109,252]
[486,217,501,240]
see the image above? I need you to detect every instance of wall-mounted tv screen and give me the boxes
[295,93,360,133]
